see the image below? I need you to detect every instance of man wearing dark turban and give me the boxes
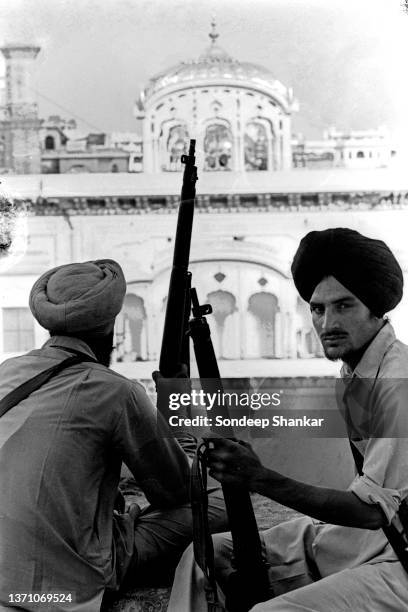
[0,260,226,611]
[291,228,404,367]
[168,229,408,612]
[292,227,403,318]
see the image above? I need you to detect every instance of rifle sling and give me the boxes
[191,443,224,611]
[349,440,408,574]
[191,441,271,612]
[0,352,97,419]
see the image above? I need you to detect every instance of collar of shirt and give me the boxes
[340,321,396,380]
[43,335,98,361]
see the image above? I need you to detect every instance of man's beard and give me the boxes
[322,343,349,361]
[82,331,115,367]
[320,331,350,362]
[323,347,343,361]
[320,333,373,369]
[323,346,356,363]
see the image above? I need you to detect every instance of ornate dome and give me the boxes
[142,22,295,108]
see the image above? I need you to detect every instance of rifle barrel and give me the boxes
[159,139,197,378]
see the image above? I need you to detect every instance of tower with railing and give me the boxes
[0,44,42,174]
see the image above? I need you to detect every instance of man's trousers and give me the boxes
[111,486,227,593]
[167,516,408,612]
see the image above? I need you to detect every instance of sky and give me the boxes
[0,0,407,139]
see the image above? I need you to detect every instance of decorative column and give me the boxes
[274,310,283,357]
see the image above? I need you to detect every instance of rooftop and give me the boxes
[141,20,294,108]
[2,168,407,200]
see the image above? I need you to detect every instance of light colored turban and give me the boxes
[29,259,126,334]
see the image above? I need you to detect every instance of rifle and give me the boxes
[158,139,270,611]
[159,140,197,381]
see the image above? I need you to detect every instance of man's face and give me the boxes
[310,276,383,363]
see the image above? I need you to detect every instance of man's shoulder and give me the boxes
[380,337,408,378]
[88,363,148,394]
[0,353,148,399]
[0,352,48,388]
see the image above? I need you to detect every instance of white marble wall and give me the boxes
[1,206,408,366]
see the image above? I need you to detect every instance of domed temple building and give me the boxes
[138,23,296,174]
[0,26,407,381]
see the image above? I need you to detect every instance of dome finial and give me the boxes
[209,16,219,45]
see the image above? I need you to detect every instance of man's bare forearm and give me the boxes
[251,467,385,530]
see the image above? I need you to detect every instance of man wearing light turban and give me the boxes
[168,228,408,612]
[30,258,127,338]
[0,259,226,611]
[29,258,127,366]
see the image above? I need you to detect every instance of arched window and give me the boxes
[245,122,268,170]
[166,125,189,171]
[356,151,365,158]
[206,290,237,358]
[295,296,323,357]
[45,135,55,150]
[204,124,233,171]
[248,292,279,358]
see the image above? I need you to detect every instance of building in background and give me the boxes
[0,25,407,379]
[0,26,399,176]
[0,44,42,174]
[136,22,297,174]
[40,117,142,174]
[292,126,397,170]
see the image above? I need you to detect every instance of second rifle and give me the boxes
[158,139,270,611]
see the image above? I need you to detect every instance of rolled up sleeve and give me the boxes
[349,473,401,524]
[346,376,408,524]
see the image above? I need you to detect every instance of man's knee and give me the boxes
[212,532,233,559]
[250,597,295,612]
[250,602,273,612]
[212,532,235,588]
[207,487,228,533]
[250,604,267,612]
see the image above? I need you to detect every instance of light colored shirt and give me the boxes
[0,336,190,611]
[342,322,408,523]
[313,322,408,576]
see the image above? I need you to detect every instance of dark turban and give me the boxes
[29,259,126,334]
[291,228,403,317]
